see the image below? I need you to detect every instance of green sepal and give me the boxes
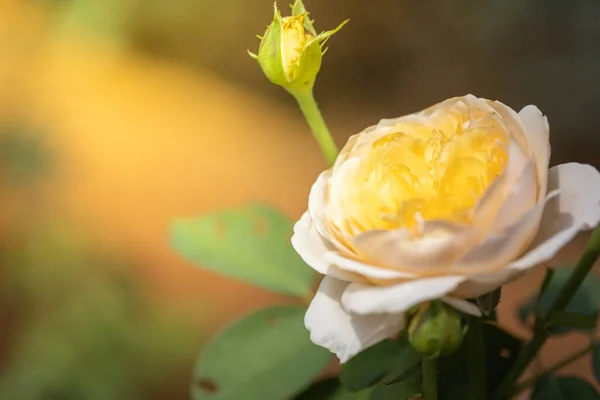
[291,0,317,36]
[256,5,288,87]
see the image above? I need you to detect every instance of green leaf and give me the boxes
[171,203,315,298]
[537,268,556,300]
[294,378,341,400]
[331,387,371,400]
[295,380,372,400]
[370,374,421,400]
[592,345,600,384]
[340,340,399,391]
[547,311,597,330]
[532,376,600,399]
[340,339,420,392]
[482,323,522,393]
[383,339,421,385]
[475,287,502,316]
[518,267,600,335]
[192,305,331,400]
[437,323,522,400]
[296,382,420,400]
[383,359,421,386]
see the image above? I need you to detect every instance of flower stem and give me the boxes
[422,357,438,400]
[466,316,486,400]
[510,342,594,397]
[291,88,338,166]
[493,224,600,399]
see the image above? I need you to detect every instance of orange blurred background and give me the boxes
[2,0,600,398]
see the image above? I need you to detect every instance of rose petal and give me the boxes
[341,276,466,315]
[352,221,481,274]
[451,190,558,273]
[510,163,600,270]
[291,212,359,281]
[307,170,351,253]
[326,157,367,238]
[453,268,524,299]
[305,276,405,363]
[492,159,538,232]
[323,251,415,280]
[472,139,531,230]
[441,297,483,316]
[334,125,381,171]
[456,163,600,297]
[486,100,532,158]
[518,105,551,195]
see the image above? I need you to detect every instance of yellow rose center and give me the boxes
[327,101,510,236]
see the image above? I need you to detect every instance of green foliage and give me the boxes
[295,376,420,400]
[532,376,600,399]
[339,338,420,392]
[437,323,522,399]
[326,387,369,400]
[475,287,502,316]
[328,387,370,400]
[0,127,50,185]
[301,319,521,400]
[295,378,342,400]
[593,345,600,384]
[192,305,332,400]
[171,203,315,298]
[518,267,600,335]
[547,311,597,330]
[371,374,421,400]
[0,222,198,400]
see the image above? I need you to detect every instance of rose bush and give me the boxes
[292,94,600,362]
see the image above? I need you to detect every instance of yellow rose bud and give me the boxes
[249,1,347,92]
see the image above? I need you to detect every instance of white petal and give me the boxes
[352,221,481,274]
[492,159,538,232]
[337,125,387,161]
[453,268,524,299]
[510,163,600,270]
[291,212,359,281]
[451,190,558,273]
[307,170,350,253]
[441,297,482,317]
[341,276,466,315]
[473,139,531,229]
[323,251,415,280]
[486,100,532,158]
[518,105,551,194]
[305,276,405,363]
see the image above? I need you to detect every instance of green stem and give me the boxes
[546,224,600,313]
[467,317,486,400]
[493,224,600,399]
[291,88,338,166]
[422,357,438,400]
[493,326,545,400]
[510,342,594,397]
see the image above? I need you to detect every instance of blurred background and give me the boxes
[2,0,600,398]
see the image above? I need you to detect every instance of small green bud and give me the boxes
[249,1,348,92]
[475,287,502,316]
[408,301,466,358]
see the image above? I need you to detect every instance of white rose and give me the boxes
[291,94,600,362]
